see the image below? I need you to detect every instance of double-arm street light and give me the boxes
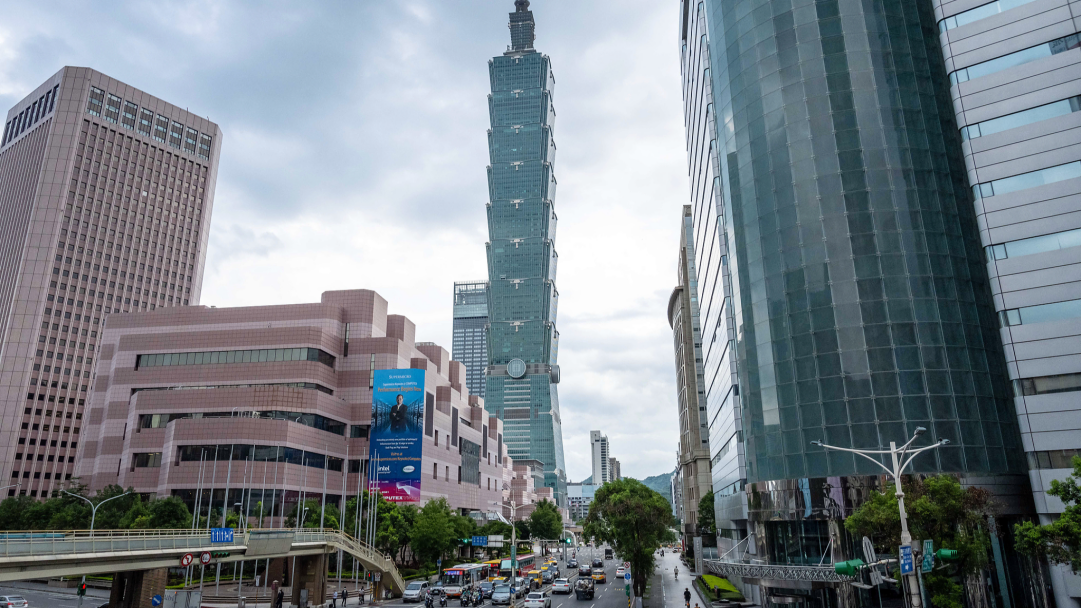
[62,490,132,608]
[811,427,948,608]
[490,497,531,593]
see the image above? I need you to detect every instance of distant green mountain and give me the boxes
[635,471,674,506]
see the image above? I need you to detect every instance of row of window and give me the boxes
[1013,371,1081,396]
[962,95,1081,140]
[175,444,344,471]
[938,0,1037,32]
[136,347,335,370]
[1,84,58,147]
[950,33,1080,85]
[972,160,1081,199]
[133,381,333,396]
[986,226,1081,261]
[999,298,1081,327]
[87,86,212,160]
[138,408,345,435]
[1027,449,1081,470]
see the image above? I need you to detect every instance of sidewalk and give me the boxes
[657,552,710,608]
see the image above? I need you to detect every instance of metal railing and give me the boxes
[704,558,855,584]
[0,528,405,593]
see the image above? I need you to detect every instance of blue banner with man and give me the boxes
[370,369,426,503]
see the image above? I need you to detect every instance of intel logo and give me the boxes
[402,466,415,473]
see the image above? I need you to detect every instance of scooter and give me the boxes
[439,591,448,608]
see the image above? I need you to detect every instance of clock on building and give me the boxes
[507,358,527,379]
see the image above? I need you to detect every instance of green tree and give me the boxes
[583,478,676,596]
[1016,456,1081,573]
[479,521,514,558]
[143,497,191,528]
[845,475,994,608]
[527,499,562,541]
[513,519,531,541]
[411,498,458,566]
[285,499,324,528]
[697,490,716,536]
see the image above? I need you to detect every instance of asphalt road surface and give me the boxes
[373,553,629,608]
[0,583,109,608]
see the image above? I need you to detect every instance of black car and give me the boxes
[478,582,495,599]
[578,565,592,577]
[567,559,578,568]
[592,559,603,568]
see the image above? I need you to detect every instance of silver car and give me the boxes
[0,597,27,608]
[403,581,429,602]
[551,579,571,594]
[491,585,513,606]
[523,591,551,608]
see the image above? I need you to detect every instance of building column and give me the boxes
[108,569,168,608]
[290,553,327,607]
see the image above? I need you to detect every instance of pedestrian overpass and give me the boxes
[0,528,405,596]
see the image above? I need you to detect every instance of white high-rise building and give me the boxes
[590,430,611,484]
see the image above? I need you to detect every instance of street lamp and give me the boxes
[811,427,948,608]
[62,490,132,608]
[0,483,21,495]
[489,498,531,591]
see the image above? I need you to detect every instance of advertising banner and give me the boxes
[370,369,426,503]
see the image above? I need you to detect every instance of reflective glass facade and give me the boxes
[484,1,566,504]
[452,280,489,398]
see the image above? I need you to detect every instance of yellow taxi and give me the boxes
[591,569,607,584]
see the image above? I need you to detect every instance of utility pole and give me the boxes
[812,427,948,608]
[63,490,130,608]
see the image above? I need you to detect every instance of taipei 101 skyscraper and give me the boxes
[484,0,567,505]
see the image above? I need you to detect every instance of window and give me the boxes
[999,298,1081,326]
[1014,372,1081,396]
[1027,449,1081,469]
[86,87,104,117]
[433,463,438,479]
[133,452,162,468]
[973,160,1081,198]
[939,0,1039,31]
[136,347,335,369]
[963,96,1081,140]
[987,226,1081,261]
[950,33,1081,84]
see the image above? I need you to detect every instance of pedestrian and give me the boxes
[275,586,285,608]
[333,590,339,607]
[343,588,349,606]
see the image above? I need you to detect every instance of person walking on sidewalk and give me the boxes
[683,588,691,608]
[342,588,349,606]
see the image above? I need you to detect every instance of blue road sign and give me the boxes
[624,572,631,581]
[210,528,234,543]
[151,594,162,606]
[472,536,488,547]
[899,545,914,575]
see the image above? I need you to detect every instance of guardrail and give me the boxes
[703,558,854,584]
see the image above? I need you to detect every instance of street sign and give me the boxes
[151,595,162,606]
[624,573,631,581]
[374,572,382,582]
[623,561,630,569]
[180,553,194,567]
[921,539,935,573]
[200,551,212,566]
[861,537,877,563]
[473,536,488,547]
[899,545,914,575]
[210,528,234,543]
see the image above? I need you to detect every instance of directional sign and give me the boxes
[210,528,234,543]
[180,553,194,567]
[624,573,631,581]
[921,539,935,573]
[151,595,162,607]
[473,536,488,547]
[200,551,212,566]
[899,545,914,575]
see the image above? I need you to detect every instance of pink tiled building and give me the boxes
[76,289,512,519]
[0,67,220,499]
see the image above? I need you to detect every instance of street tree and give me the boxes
[697,490,716,536]
[411,498,458,566]
[583,478,676,596]
[528,499,562,540]
[845,475,994,608]
[1015,456,1081,573]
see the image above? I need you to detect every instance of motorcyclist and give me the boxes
[425,591,435,608]
[439,590,447,607]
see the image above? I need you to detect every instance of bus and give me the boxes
[441,564,489,598]
[484,560,503,582]
[499,554,536,579]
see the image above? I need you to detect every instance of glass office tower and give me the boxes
[680,0,1041,604]
[484,0,567,505]
[452,280,489,399]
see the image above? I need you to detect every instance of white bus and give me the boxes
[440,563,489,598]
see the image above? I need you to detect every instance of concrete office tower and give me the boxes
[935,3,1081,604]
[76,289,510,515]
[0,67,220,500]
[608,457,620,481]
[667,205,713,541]
[679,0,1036,604]
[590,430,611,484]
[484,0,567,505]
[452,280,489,399]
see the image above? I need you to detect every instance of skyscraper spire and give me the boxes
[508,0,535,53]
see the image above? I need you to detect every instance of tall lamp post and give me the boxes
[63,490,132,608]
[490,499,531,593]
[811,427,948,608]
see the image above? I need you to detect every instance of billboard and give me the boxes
[370,369,426,503]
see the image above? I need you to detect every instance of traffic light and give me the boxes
[936,549,959,561]
[834,559,866,576]
[565,538,572,544]
[77,583,87,596]
[211,551,230,558]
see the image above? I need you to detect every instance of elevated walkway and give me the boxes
[0,529,405,595]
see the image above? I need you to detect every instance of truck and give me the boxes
[574,578,595,600]
[604,547,613,560]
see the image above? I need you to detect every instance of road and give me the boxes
[365,551,630,608]
[0,581,110,608]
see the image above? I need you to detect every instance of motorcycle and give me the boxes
[439,592,448,608]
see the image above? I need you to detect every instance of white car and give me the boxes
[402,581,430,602]
[615,567,626,578]
[552,579,571,594]
[523,591,551,608]
[0,597,27,608]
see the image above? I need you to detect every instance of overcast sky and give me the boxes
[0,0,690,482]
